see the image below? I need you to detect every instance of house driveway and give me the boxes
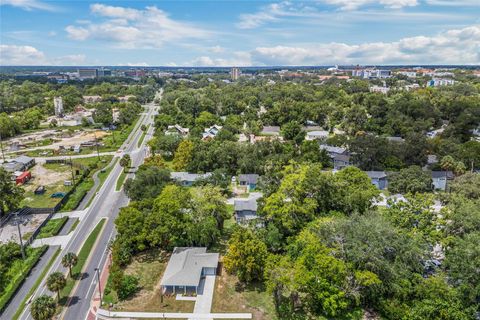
[190,275,216,320]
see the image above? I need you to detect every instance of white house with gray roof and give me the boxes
[160,247,219,295]
[234,198,259,224]
[170,172,212,187]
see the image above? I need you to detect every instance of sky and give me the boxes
[0,0,479,66]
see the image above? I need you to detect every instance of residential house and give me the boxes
[306,130,329,141]
[170,172,212,187]
[2,155,36,173]
[366,171,388,190]
[260,126,280,136]
[202,125,222,141]
[431,171,454,191]
[238,174,259,191]
[82,95,102,104]
[165,125,189,137]
[2,161,24,173]
[234,198,259,225]
[319,145,351,170]
[160,247,219,295]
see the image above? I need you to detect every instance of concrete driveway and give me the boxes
[190,275,216,320]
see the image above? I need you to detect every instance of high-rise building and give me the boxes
[54,97,64,117]
[78,68,98,79]
[231,67,240,81]
[97,68,112,77]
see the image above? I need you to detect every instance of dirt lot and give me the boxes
[0,213,49,244]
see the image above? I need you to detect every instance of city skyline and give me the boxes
[1,0,480,66]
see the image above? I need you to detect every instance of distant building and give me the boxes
[431,171,454,191]
[165,125,189,137]
[306,130,329,141]
[78,68,97,79]
[319,145,351,170]
[366,171,388,190]
[238,174,259,191]
[202,125,222,141]
[170,172,212,187]
[397,71,417,78]
[231,67,240,81]
[234,198,259,225]
[97,68,111,77]
[370,86,390,94]
[427,78,455,87]
[83,95,102,104]
[54,96,64,117]
[260,126,280,136]
[352,68,391,79]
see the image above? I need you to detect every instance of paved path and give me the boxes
[58,217,77,236]
[97,309,252,319]
[51,209,86,219]
[0,246,60,320]
[31,234,72,248]
[192,275,216,319]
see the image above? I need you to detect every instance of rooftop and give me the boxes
[234,198,258,212]
[160,247,219,287]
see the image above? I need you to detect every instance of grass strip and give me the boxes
[0,246,48,312]
[36,217,68,239]
[11,247,61,320]
[59,218,106,304]
[137,125,149,147]
[67,218,79,234]
[115,170,127,191]
[86,158,119,208]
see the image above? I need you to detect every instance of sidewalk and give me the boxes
[31,233,72,248]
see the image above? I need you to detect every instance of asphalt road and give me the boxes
[11,90,160,320]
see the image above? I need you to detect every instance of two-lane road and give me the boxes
[12,90,160,320]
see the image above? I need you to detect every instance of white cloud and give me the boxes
[426,0,480,6]
[0,44,46,65]
[249,25,480,65]
[188,52,252,67]
[0,0,58,11]
[209,46,226,53]
[122,62,149,67]
[0,45,87,65]
[65,4,211,49]
[321,0,418,10]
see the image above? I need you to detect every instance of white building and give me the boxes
[306,130,329,141]
[54,97,64,117]
[231,67,240,81]
[397,71,417,78]
[370,85,390,94]
[352,69,391,79]
[427,78,455,87]
[202,125,223,140]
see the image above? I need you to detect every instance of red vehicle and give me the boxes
[16,171,31,185]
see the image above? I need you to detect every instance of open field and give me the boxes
[212,267,276,320]
[104,249,195,313]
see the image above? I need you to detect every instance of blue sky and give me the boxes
[1,0,479,66]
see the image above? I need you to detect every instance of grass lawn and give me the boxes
[60,155,113,211]
[36,216,68,239]
[137,125,149,147]
[104,249,195,313]
[100,118,140,152]
[59,218,106,306]
[12,247,61,320]
[212,267,277,320]
[0,246,48,312]
[115,170,127,191]
[21,184,71,209]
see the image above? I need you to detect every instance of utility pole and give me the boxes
[0,132,5,162]
[94,131,100,160]
[95,267,102,305]
[69,156,76,185]
[14,213,26,260]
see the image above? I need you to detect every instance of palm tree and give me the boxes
[119,154,131,173]
[61,252,78,278]
[30,295,56,320]
[46,272,66,301]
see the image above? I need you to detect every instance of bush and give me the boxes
[117,275,139,300]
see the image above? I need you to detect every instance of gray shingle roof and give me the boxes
[431,171,454,179]
[319,144,347,155]
[170,172,212,182]
[160,247,219,287]
[234,198,258,212]
[366,171,387,179]
[238,174,259,185]
[14,155,34,165]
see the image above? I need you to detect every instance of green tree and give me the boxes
[172,139,193,171]
[119,154,131,173]
[30,295,56,320]
[448,173,480,200]
[388,166,433,194]
[281,121,305,144]
[93,102,113,125]
[124,166,171,201]
[46,272,66,301]
[61,252,78,278]
[224,228,268,283]
[0,167,24,216]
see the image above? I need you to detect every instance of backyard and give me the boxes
[103,249,195,313]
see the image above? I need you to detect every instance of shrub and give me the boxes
[117,275,139,300]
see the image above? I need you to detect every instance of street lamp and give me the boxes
[13,212,28,260]
[94,267,102,305]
